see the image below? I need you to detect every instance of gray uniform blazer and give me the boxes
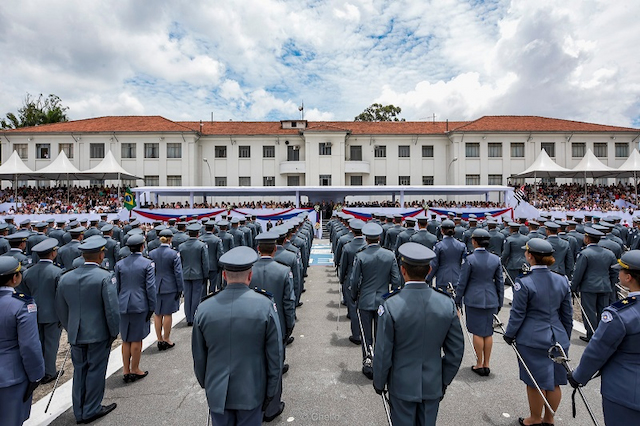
[115,253,156,314]
[350,244,401,310]
[251,257,296,335]
[22,259,62,324]
[149,244,184,295]
[179,238,210,280]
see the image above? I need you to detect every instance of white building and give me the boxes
[1,115,638,202]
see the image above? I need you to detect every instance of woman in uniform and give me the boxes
[149,229,183,351]
[455,229,504,376]
[115,234,156,383]
[503,239,573,426]
[569,250,640,425]
[0,257,44,425]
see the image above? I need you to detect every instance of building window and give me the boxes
[144,143,159,158]
[422,145,434,158]
[215,146,227,158]
[541,142,555,157]
[466,174,480,185]
[319,174,332,186]
[121,143,136,159]
[238,146,251,158]
[14,144,28,159]
[375,176,387,186]
[263,176,275,186]
[615,143,629,158]
[398,176,410,185]
[319,142,332,156]
[398,145,410,158]
[167,143,182,158]
[167,175,182,186]
[287,176,300,186]
[374,145,386,158]
[145,175,159,186]
[59,143,73,159]
[465,143,480,158]
[239,177,251,186]
[89,180,104,187]
[215,177,227,186]
[350,175,363,186]
[349,145,362,161]
[287,145,300,161]
[488,143,502,158]
[488,174,503,185]
[90,143,105,159]
[594,143,607,158]
[422,176,434,185]
[511,143,524,158]
[36,143,50,159]
[263,145,275,158]
[572,143,586,158]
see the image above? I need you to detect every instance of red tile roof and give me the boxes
[3,115,637,135]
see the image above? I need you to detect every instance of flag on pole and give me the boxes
[124,187,137,211]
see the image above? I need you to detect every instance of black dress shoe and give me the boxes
[80,403,117,424]
[129,371,148,382]
[579,336,591,343]
[286,336,294,345]
[263,402,285,422]
[296,302,303,307]
[301,289,306,293]
[42,371,62,385]
[282,364,289,374]
[123,374,132,383]
[187,322,193,326]
[157,341,167,351]
[348,336,362,345]
[471,366,484,376]
[483,367,490,376]
[518,417,543,426]
[165,342,175,349]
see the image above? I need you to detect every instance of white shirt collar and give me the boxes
[531,265,547,270]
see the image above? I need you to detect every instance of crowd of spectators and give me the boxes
[519,182,637,213]
[0,185,122,215]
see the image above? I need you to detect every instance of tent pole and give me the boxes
[67,173,70,206]
[635,171,638,206]
[14,174,17,213]
[118,173,121,199]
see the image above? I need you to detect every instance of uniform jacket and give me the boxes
[57,240,82,270]
[199,233,224,272]
[339,236,367,284]
[274,246,301,296]
[501,233,530,271]
[547,235,574,278]
[115,253,156,315]
[487,229,505,256]
[179,238,210,280]
[22,259,62,324]
[192,284,283,414]
[251,257,296,336]
[171,231,188,250]
[394,228,417,255]
[102,236,120,271]
[455,249,504,309]
[383,225,403,250]
[426,236,467,288]
[409,229,437,250]
[334,232,354,268]
[373,283,464,401]
[571,244,618,294]
[229,227,245,248]
[350,244,401,310]
[218,230,234,252]
[55,263,120,344]
[149,244,184,295]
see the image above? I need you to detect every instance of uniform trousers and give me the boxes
[343,281,359,340]
[206,270,221,295]
[71,340,111,423]
[358,309,377,360]
[210,405,262,426]
[389,394,440,426]
[603,397,640,426]
[39,322,62,376]
[580,292,609,339]
[184,279,204,323]
[0,380,32,426]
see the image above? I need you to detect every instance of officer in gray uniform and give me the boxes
[2,231,33,277]
[100,224,120,271]
[410,214,438,250]
[192,246,283,425]
[4,216,17,234]
[569,250,640,424]
[57,226,85,271]
[0,257,45,426]
[27,222,48,262]
[501,222,530,285]
[571,227,618,341]
[217,220,235,253]
[22,238,63,383]
[251,232,295,421]
[171,222,188,249]
[238,217,254,248]
[200,222,224,294]
[545,222,574,279]
[426,220,467,290]
[373,242,464,426]
[229,217,246,247]
[179,224,209,326]
[487,220,505,256]
[427,213,441,238]
[383,214,403,250]
[339,219,367,344]
[350,222,401,379]
[272,226,302,317]
[48,220,67,247]
[0,223,11,255]
[55,236,120,424]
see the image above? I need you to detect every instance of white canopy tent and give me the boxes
[613,149,640,200]
[80,151,143,198]
[514,149,572,178]
[0,151,43,207]
[563,148,618,179]
[34,151,85,204]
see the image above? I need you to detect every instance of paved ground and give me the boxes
[38,239,605,425]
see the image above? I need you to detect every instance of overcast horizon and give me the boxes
[1,1,639,127]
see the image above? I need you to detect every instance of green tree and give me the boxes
[1,93,69,129]
[354,103,405,122]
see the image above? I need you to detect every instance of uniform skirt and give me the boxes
[0,380,31,425]
[120,312,150,342]
[517,344,567,391]
[155,293,180,316]
[465,306,497,337]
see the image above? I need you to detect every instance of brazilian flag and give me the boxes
[124,187,137,211]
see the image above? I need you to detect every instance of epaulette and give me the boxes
[12,292,33,303]
[253,287,274,299]
[201,289,221,302]
[382,288,401,300]
[517,271,530,278]
[60,267,76,275]
[433,287,453,298]
[610,296,637,311]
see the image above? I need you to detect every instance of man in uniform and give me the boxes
[571,227,618,342]
[171,222,189,249]
[272,226,302,322]
[238,217,254,249]
[22,238,63,384]
[251,232,295,421]
[57,226,85,270]
[229,217,246,248]
[55,236,120,424]
[373,242,464,426]
[217,220,235,253]
[487,219,505,256]
[200,221,224,294]
[383,214,403,250]
[350,222,401,379]
[179,224,209,326]
[545,222,574,279]
[100,224,120,271]
[410,214,437,250]
[501,222,530,286]
[338,219,367,344]
[27,222,48,263]
[0,223,10,255]
[2,231,33,274]
[192,246,282,426]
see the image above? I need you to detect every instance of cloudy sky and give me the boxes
[1,0,639,126]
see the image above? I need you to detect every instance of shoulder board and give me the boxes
[382,288,401,300]
[610,296,637,311]
[433,287,453,298]
[99,266,110,271]
[517,271,530,278]
[61,267,77,275]
[12,292,33,303]
[549,269,565,277]
[201,289,221,302]
[356,245,367,253]
[253,287,274,299]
